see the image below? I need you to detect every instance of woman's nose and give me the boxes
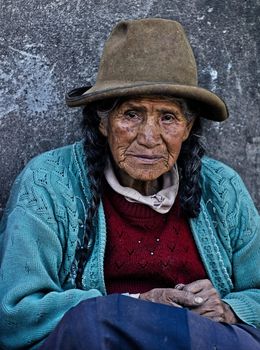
[137,121,162,148]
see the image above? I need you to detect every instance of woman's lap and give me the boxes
[187,307,260,349]
[39,294,260,350]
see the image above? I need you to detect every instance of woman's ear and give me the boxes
[99,118,108,137]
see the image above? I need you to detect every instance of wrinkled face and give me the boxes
[99,97,194,182]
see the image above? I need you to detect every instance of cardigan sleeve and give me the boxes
[221,172,260,327]
[0,153,102,349]
[198,157,260,328]
[199,158,260,328]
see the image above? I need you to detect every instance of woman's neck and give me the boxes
[114,167,162,196]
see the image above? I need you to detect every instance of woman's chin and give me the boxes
[122,166,167,183]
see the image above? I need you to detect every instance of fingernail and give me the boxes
[195,297,203,304]
[174,283,185,290]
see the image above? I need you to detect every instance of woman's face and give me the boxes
[99,97,194,184]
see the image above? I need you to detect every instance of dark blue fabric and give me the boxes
[187,308,260,349]
[39,294,260,350]
[39,294,190,350]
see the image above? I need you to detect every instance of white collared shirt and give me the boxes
[104,159,179,214]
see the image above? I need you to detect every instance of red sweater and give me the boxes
[103,182,207,294]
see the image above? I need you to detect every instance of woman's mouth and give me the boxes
[128,154,163,164]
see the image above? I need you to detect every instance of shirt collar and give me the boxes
[104,159,179,214]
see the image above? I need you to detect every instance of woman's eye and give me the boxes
[161,113,176,123]
[124,111,140,119]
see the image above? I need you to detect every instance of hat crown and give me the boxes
[96,18,198,87]
[66,18,228,122]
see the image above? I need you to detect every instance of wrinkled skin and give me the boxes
[139,279,239,324]
[99,97,194,195]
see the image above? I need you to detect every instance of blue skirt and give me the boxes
[39,294,260,350]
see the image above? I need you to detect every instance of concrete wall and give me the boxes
[0,0,259,217]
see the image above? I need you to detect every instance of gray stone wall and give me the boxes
[0,0,259,217]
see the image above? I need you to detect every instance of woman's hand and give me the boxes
[139,288,204,308]
[139,279,240,324]
[179,279,240,324]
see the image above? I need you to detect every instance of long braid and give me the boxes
[75,104,108,288]
[177,118,206,218]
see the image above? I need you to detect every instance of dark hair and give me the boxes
[75,97,205,288]
[75,103,108,288]
[178,117,205,217]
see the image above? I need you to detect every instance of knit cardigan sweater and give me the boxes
[0,141,259,349]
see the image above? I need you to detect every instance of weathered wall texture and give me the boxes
[0,0,259,216]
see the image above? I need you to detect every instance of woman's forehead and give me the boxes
[117,95,184,108]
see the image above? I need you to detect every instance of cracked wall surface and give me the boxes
[0,0,259,216]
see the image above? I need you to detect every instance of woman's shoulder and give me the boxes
[201,156,240,180]
[200,156,256,210]
[24,140,84,173]
[200,156,246,193]
[2,141,87,219]
[13,141,85,188]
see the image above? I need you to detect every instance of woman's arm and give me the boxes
[0,153,102,349]
[0,207,102,349]
[202,160,260,327]
[221,179,260,327]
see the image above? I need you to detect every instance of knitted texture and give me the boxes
[103,183,207,294]
[0,141,259,349]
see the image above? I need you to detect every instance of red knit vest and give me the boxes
[103,182,207,294]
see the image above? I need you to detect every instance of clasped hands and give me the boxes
[139,279,239,324]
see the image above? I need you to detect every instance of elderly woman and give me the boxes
[0,18,259,350]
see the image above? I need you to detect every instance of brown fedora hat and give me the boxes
[66,18,228,121]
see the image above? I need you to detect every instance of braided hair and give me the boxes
[75,104,108,288]
[76,97,206,288]
[178,117,205,217]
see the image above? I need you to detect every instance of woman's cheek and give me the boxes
[167,140,184,164]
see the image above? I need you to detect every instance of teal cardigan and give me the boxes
[0,141,260,349]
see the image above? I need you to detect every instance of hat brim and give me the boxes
[66,82,228,121]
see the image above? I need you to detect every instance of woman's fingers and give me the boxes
[181,280,239,324]
[139,284,238,324]
[139,288,204,308]
[182,279,213,294]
